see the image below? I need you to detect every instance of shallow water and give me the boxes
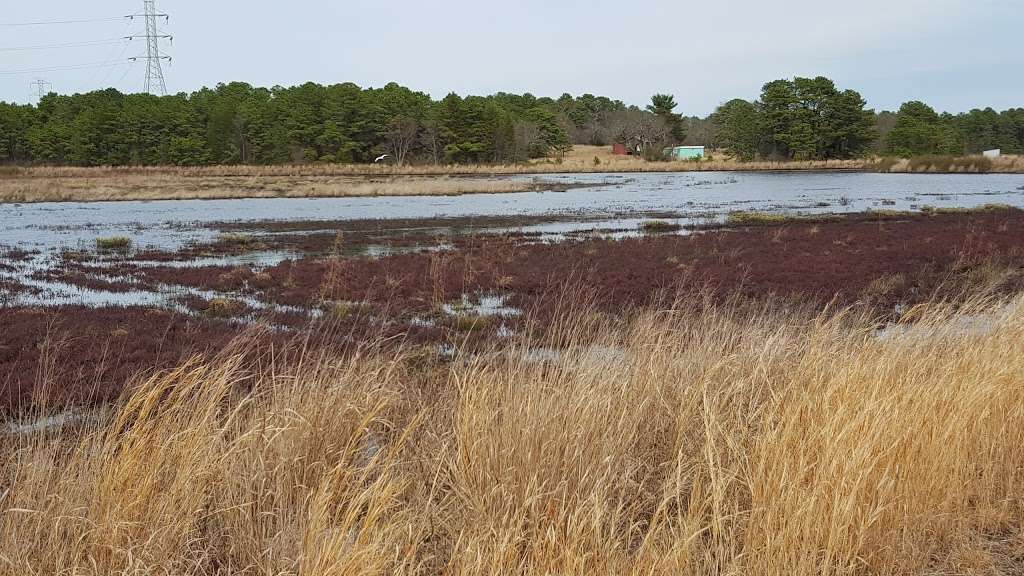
[443,293,521,318]
[2,171,1022,312]
[2,171,1022,253]
[0,250,311,320]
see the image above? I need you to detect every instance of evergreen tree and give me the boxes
[712,99,762,160]
[646,94,686,144]
[885,101,964,156]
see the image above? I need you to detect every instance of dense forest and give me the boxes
[0,76,1021,166]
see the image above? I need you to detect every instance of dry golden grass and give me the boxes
[0,173,574,203]
[4,293,1024,574]
[553,145,871,172]
[874,155,1024,174]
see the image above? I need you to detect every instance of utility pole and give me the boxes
[29,78,52,102]
[133,0,172,95]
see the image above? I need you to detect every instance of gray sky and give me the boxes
[1,0,1020,115]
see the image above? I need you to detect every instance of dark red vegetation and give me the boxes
[0,307,239,411]
[0,304,448,414]
[0,247,36,262]
[135,209,1024,319]
[0,279,40,297]
[30,267,142,293]
[5,209,1024,413]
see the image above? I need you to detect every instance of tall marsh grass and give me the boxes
[872,154,1024,174]
[3,296,1024,574]
[0,174,568,203]
[907,155,994,173]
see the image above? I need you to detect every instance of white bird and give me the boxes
[374,154,389,163]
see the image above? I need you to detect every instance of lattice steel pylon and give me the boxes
[29,78,52,102]
[140,0,170,95]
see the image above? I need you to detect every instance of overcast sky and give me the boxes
[1,0,1020,115]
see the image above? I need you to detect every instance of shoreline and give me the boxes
[1,158,1021,204]
[0,174,613,204]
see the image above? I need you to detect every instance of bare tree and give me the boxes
[606,110,670,156]
[384,116,420,166]
[680,116,718,147]
[578,119,611,146]
[233,115,251,164]
[419,120,443,165]
[513,120,542,161]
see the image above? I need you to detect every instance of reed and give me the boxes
[2,294,1024,574]
[872,154,1023,174]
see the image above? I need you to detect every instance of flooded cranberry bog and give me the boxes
[3,171,1024,412]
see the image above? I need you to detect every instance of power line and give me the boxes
[113,59,138,91]
[90,20,137,92]
[0,60,131,76]
[0,16,129,27]
[0,38,130,52]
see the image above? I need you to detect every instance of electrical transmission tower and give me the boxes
[131,1,172,95]
[29,78,52,101]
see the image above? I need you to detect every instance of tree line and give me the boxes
[712,77,1024,160]
[0,83,649,167]
[0,77,1020,166]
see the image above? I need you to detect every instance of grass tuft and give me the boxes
[450,313,491,332]
[95,236,132,252]
[725,211,790,226]
[203,297,249,318]
[323,300,375,320]
[215,232,259,248]
[640,220,683,233]
[867,209,915,219]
